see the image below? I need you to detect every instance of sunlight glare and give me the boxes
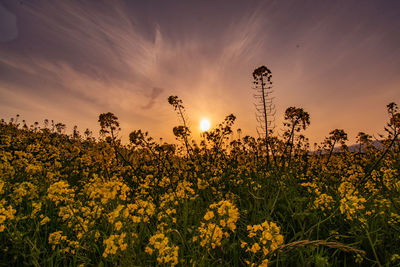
[200,118,211,132]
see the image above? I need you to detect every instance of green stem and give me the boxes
[365,225,382,267]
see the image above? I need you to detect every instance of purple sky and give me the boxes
[1,0,399,144]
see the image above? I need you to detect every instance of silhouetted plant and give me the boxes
[129,129,162,155]
[2,99,400,266]
[356,132,372,153]
[252,66,276,165]
[358,103,400,189]
[324,129,348,164]
[84,128,94,141]
[129,129,170,170]
[383,102,400,148]
[22,120,28,130]
[168,96,192,158]
[99,112,121,163]
[55,123,66,134]
[204,114,236,155]
[72,125,81,140]
[99,112,120,139]
[282,107,310,167]
[243,135,257,154]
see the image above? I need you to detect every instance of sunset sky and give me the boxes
[1,0,399,145]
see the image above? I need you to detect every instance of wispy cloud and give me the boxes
[142,87,164,110]
[0,0,399,143]
[0,0,269,138]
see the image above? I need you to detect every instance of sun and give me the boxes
[200,118,210,132]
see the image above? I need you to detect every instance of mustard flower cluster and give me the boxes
[108,199,155,225]
[157,180,197,230]
[301,182,334,213]
[47,181,75,206]
[13,181,38,204]
[145,232,179,266]
[48,231,67,250]
[102,233,128,258]
[313,193,335,212]
[242,220,284,258]
[0,201,16,232]
[195,200,239,249]
[338,182,366,220]
[85,176,131,204]
[1,103,400,266]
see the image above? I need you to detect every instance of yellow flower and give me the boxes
[0,205,16,232]
[145,246,153,255]
[195,200,240,249]
[146,232,179,266]
[102,233,127,257]
[47,181,75,206]
[48,231,67,250]
[249,242,260,253]
[40,216,50,225]
[115,221,123,231]
[259,258,269,267]
[391,254,400,262]
[245,220,284,257]
[204,211,214,221]
[14,182,37,204]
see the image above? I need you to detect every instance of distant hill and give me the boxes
[311,140,385,154]
[345,140,384,153]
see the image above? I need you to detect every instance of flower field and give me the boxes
[0,102,399,266]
